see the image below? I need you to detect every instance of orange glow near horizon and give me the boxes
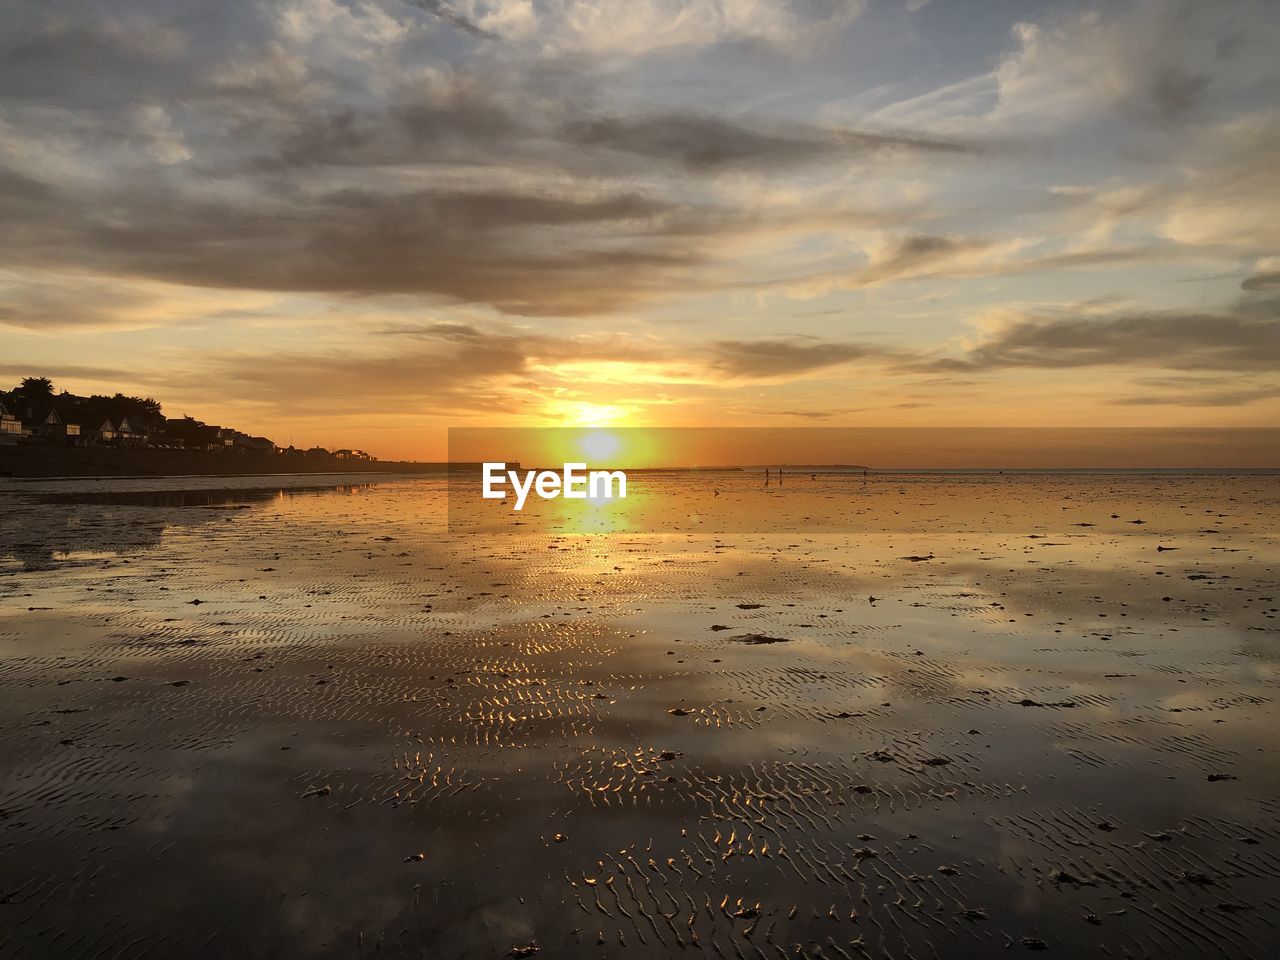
[446,426,1280,471]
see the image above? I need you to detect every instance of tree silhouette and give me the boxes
[17,377,54,402]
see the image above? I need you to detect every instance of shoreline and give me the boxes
[5,446,1278,481]
[0,446,460,479]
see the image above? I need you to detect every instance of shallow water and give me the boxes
[1,474,1278,958]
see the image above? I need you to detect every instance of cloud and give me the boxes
[1114,376,1280,407]
[869,0,1276,138]
[0,0,981,320]
[1157,115,1280,250]
[780,229,1228,298]
[0,8,191,105]
[778,232,1053,295]
[928,294,1280,373]
[0,274,154,332]
[404,1,498,38]
[857,234,997,285]
[1042,114,1280,256]
[0,362,138,384]
[989,6,1216,128]
[1242,271,1280,292]
[152,323,899,421]
[760,408,845,419]
[563,115,980,170]
[474,0,867,56]
[184,331,532,416]
[0,269,276,334]
[709,337,890,379]
[0,181,709,317]
[0,89,963,319]
[188,319,689,415]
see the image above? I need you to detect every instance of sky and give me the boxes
[2,0,1278,461]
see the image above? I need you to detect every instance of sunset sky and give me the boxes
[3,0,1278,460]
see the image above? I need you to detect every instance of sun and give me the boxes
[578,430,622,462]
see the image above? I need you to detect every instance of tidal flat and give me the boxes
[1,473,1278,958]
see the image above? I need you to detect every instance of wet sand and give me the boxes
[1,473,1278,958]
[0,446,455,479]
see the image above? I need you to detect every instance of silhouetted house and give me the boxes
[212,429,271,452]
[30,408,66,442]
[158,417,223,450]
[304,446,329,457]
[199,427,223,451]
[152,419,185,448]
[21,405,89,446]
[94,419,117,444]
[115,416,147,447]
[0,400,24,443]
[217,431,275,452]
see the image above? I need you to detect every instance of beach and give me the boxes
[0,446,459,479]
[1,472,1278,958]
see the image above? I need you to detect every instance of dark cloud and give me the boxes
[0,362,137,383]
[854,234,995,285]
[0,279,155,332]
[1112,374,1280,407]
[786,233,1222,294]
[369,321,670,366]
[0,0,988,319]
[245,89,981,176]
[1114,384,1280,406]
[152,323,663,416]
[925,295,1280,373]
[563,115,980,170]
[0,182,705,317]
[762,408,855,419]
[0,143,909,320]
[0,60,962,320]
[1149,65,1211,121]
[188,339,531,416]
[0,167,58,227]
[377,324,894,383]
[254,85,537,172]
[176,325,898,417]
[0,10,190,104]
[403,1,497,39]
[709,338,890,379]
[1242,270,1280,291]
